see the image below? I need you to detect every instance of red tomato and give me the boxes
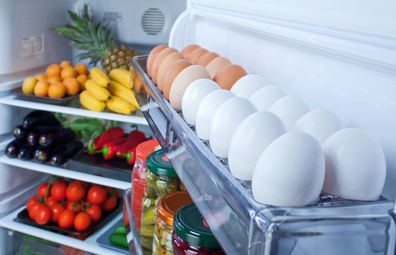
[51,183,67,201]
[100,196,117,212]
[58,210,75,229]
[72,180,90,192]
[53,177,68,185]
[74,212,92,231]
[67,201,82,214]
[85,204,102,223]
[104,186,120,198]
[45,197,58,208]
[87,186,106,205]
[37,183,51,199]
[35,206,52,225]
[50,204,65,223]
[26,197,38,211]
[29,203,44,220]
[66,182,86,202]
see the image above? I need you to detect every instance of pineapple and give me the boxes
[52,4,140,74]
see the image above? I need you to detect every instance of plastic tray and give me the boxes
[96,218,129,254]
[10,87,80,105]
[72,151,133,173]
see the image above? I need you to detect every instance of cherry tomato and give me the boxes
[66,182,86,202]
[29,203,44,220]
[58,210,75,229]
[100,196,117,212]
[45,196,58,208]
[53,177,68,185]
[67,201,82,213]
[51,183,67,201]
[87,186,106,205]
[37,183,51,199]
[85,204,102,223]
[74,212,92,231]
[35,206,52,225]
[104,186,120,198]
[72,180,90,192]
[26,196,38,211]
[50,204,65,223]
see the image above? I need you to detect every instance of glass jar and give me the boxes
[131,139,160,232]
[140,150,181,253]
[153,191,192,255]
[172,203,225,255]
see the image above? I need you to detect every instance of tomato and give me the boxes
[67,201,82,214]
[100,196,117,212]
[87,186,106,205]
[45,196,58,208]
[66,182,86,202]
[26,196,38,211]
[35,206,52,225]
[74,212,92,231]
[72,180,90,192]
[37,183,51,199]
[104,186,120,198]
[85,204,102,223]
[29,203,44,220]
[51,183,67,201]
[58,210,75,229]
[53,177,68,185]
[50,204,65,223]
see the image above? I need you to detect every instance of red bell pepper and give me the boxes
[100,138,127,160]
[115,125,146,159]
[89,127,124,151]
[86,135,101,155]
[117,147,136,165]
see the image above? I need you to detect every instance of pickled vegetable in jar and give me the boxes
[172,203,225,255]
[131,139,160,232]
[153,191,192,255]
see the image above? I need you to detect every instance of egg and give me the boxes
[187,48,209,64]
[269,95,310,131]
[169,65,210,109]
[229,111,287,180]
[180,44,201,58]
[293,108,344,145]
[213,65,247,90]
[151,47,178,84]
[322,128,386,201]
[252,131,325,206]
[195,90,235,140]
[157,52,185,91]
[249,85,285,111]
[162,59,192,100]
[181,79,220,125]
[147,45,168,77]
[209,97,257,157]
[230,74,267,99]
[205,57,232,79]
[196,52,220,67]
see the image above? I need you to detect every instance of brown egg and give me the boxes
[157,52,185,91]
[180,44,201,58]
[196,52,220,67]
[205,57,232,79]
[151,47,178,84]
[187,48,209,64]
[213,65,247,90]
[163,59,192,100]
[147,45,168,77]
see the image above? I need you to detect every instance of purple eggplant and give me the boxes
[38,127,75,148]
[50,140,83,166]
[22,110,60,130]
[17,144,37,160]
[6,139,26,158]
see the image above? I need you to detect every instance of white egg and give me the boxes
[181,79,220,125]
[269,95,310,131]
[228,111,287,180]
[322,128,386,201]
[252,131,325,206]
[209,97,258,158]
[196,90,235,140]
[249,85,285,111]
[230,74,267,99]
[293,108,344,145]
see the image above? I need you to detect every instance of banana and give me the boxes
[131,67,143,93]
[106,96,136,115]
[108,80,140,110]
[90,67,110,87]
[85,79,111,101]
[109,68,133,89]
[79,90,105,112]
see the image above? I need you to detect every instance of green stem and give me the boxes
[44,175,53,205]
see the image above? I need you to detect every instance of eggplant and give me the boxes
[6,139,26,158]
[27,126,54,146]
[50,140,83,166]
[17,144,37,160]
[22,110,60,130]
[13,125,27,139]
[34,146,51,164]
[38,127,76,148]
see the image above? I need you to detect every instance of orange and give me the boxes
[74,63,88,75]
[60,66,77,80]
[76,74,87,91]
[48,82,66,98]
[47,76,62,84]
[63,77,80,96]
[34,80,50,97]
[60,60,72,69]
[35,73,47,80]
[46,64,61,77]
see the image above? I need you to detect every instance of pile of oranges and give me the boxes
[22,61,88,99]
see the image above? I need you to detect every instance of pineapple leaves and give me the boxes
[68,10,84,31]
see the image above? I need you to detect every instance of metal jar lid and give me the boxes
[157,191,192,226]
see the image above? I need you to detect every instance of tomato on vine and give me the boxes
[37,183,51,199]
[29,203,44,221]
[85,203,102,223]
[58,210,75,229]
[66,182,86,202]
[51,182,67,201]
[87,186,106,205]
[26,196,38,211]
[74,212,91,231]
[67,201,82,214]
[45,196,58,208]
[50,204,65,223]
[35,206,52,225]
[100,194,117,212]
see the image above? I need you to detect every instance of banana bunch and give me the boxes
[79,68,111,112]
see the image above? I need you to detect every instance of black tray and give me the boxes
[72,151,133,173]
[96,218,129,254]
[14,199,122,235]
[10,87,80,105]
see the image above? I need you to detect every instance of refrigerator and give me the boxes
[1,0,396,254]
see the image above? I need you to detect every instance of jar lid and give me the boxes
[173,203,222,249]
[136,139,160,162]
[157,191,192,226]
[146,150,177,177]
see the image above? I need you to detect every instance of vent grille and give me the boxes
[141,8,165,35]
